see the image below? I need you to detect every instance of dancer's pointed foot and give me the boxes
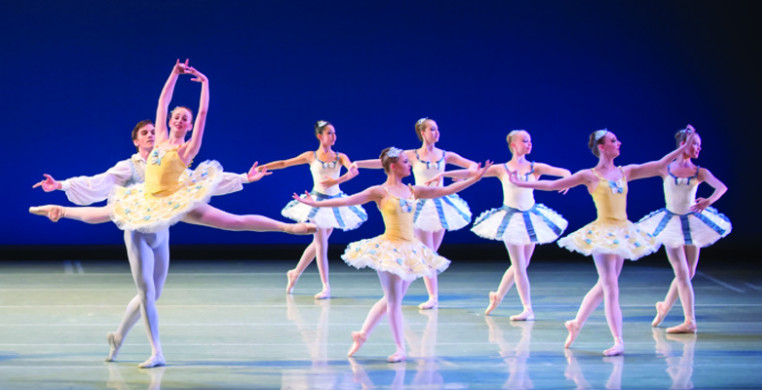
[29,205,65,222]
[387,350,407,363]
[418,298,438,310]
[138,354,166,369]
[603,341,625,356]
[286,222,316,235]
[510,308,535,321]
[666,322,697,334]
[105,332,122,362]
[347,331,367,357]
[484,291,501,316]
[564,320,580,349]
[652,301,668,327]
[286,269,299,294]
[314,287,331,300]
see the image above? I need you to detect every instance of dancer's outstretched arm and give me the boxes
[155,59,188,145]
[534,163,573,194]
[625,128,696,181]
[178,65,209,164]
[352,159,383,169]
[511,169,595,193]
[258,152,311,171]
[33,159,138,205]
[294,185,384,208]
[413,161,492,199]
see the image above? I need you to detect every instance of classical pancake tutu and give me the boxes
[471,203,568,244]
[109,160,224,233]
[413,194,472,232]
[282,191,368,230]
[341,237,450,281]
[558,219,659,260]
[637,206,731,248]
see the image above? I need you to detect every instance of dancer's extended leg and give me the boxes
[348,297,387,357]
[565,281,604,349]
[287,242,316,294]
[183,204,315,234]
[592,253,625,356]
[30,205,112,224]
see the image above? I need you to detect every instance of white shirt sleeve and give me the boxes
[213,172,249,196]
[59,159,135,205]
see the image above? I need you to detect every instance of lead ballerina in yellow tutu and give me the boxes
[294,147,490,362]
[30,60,314,236]
[510,128,697,356]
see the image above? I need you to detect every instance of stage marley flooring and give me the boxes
[1,257,761,389]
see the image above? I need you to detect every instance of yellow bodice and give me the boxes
[591,167,628,222]
[379,187,415,242]
[145,148,188,197]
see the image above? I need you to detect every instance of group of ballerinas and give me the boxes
[29,60,731,366]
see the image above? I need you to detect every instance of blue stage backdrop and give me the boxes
[3,1,758,256]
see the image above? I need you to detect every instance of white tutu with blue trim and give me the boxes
[471,203,568,244]
[282,191,368,230]
[637,206,731,248]
[412,194,471,232]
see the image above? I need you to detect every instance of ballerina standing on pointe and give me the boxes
[257,120,367,299]
[30,59,314,235]
[639,125,731,334]
[511,128,697,356]
[354,118,478,309]
[465,129,570,320]
[32,119,263,368]
[294,147,490,362]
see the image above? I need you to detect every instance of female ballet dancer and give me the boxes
[511,128,697,356]
[638,126,731,334]
[469,130,570,320]
[29,61,313,366]
[30,60,313,234]
[258,120,367,299]
[294,147,490,362]
[355,118,477,310]
[32,119,263,368]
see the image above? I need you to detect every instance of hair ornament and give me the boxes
[316,120,328,128]
[415,117,429,126]
[594,129,609,142]
[386,147,403,158]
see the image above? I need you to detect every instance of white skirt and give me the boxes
[282,191,368,230]
[637,206,731,248]
[471,203,568,245]
[413,194,472,232]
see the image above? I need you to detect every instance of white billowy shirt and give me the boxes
[60,153,249,205]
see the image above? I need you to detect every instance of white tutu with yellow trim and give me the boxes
[109,160,224,233]
[558,219,659,260]
[341,237,450,281]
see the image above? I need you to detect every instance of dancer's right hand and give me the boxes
[32,174,61,192]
